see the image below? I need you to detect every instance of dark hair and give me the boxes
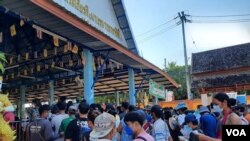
[32,99,42,108]
[151,105,163,118]
[79,102,90,114]
[108,109,117,117]
[87,109,101,124]
[39,104,50,115]
[214,93,230,107]
[121,102,129,110]
[57,101,67,110]
[190,120,198,126]
[229,98,237,107]
[129,105,135,112]
[51,104,59,114]
[164,110,172,120]
[197,105,202,110]
[60,96,67,102]
[124,111,144,126]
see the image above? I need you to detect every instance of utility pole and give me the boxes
[178,11,192,100]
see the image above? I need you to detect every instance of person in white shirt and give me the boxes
[51,101,69,137]
[151,105,173,141]
[175,102,188,127]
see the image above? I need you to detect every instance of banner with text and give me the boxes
[149,79,166,99]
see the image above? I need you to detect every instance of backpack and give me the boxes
[77,119,91,141]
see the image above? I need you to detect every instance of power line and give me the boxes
[192,19,250,23]
[186,24,197,48]
[135,18,175,38]
[192,14,250,18]
[138,24,178,43]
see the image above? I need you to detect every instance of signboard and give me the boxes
[226,92,237,99]
[201,94,208,106]
[52,0,127,47]
[237,94,246,104]
[166,90,174,102]
[149,79,166,99]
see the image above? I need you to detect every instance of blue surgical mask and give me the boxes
[213,105,223,113]
[124,126,133,136]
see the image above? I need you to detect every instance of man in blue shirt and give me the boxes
[199,106,217,138]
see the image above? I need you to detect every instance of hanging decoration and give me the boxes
[72,44,78,54]
[69,59,73,67]
[20,19,25,27]
[53,36,59,47]
[37,65,41,72]
[9,57,13,65]
[109,61,114,72]
[116,63,120,70]
[64,44,68,53]
[81,53,86,65]
[23,69,27,76]
[34,51,38,59]
[36,29,43,39]
[25,53,29,61]
[10,24,16,37]
[43,49,48,58]
[51,61,55,68]
[67,42,72,51]
[0,32,2,43]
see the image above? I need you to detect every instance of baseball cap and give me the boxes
[175,102,187,111]
[90,112,115,139]
[199,106,209,113]
[68,105,77,112]
[184,114,197,124]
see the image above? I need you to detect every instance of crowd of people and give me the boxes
[22,92,250,141]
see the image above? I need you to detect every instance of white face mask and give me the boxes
[213,105,223,113]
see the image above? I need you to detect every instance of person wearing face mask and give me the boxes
[151,105,173,141]
[124,111,154,141]
[213,93,242,139]
[182,114,203,141]
[90,113,117,141]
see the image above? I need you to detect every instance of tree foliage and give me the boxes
[164,62,200,100]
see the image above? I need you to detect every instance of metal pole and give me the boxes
[178,11,192,100]
[48,80,54,106]
[128,68,136,105]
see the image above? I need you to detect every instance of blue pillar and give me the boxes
[83,49,94,104]
[48,80,54,106]
[20,85,26,119]
[128,68,136,105]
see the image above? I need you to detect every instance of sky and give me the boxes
[123,0,250,68]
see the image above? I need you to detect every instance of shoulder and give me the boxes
[228,113,241,124]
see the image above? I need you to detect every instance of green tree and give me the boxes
[164,62,200,100]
